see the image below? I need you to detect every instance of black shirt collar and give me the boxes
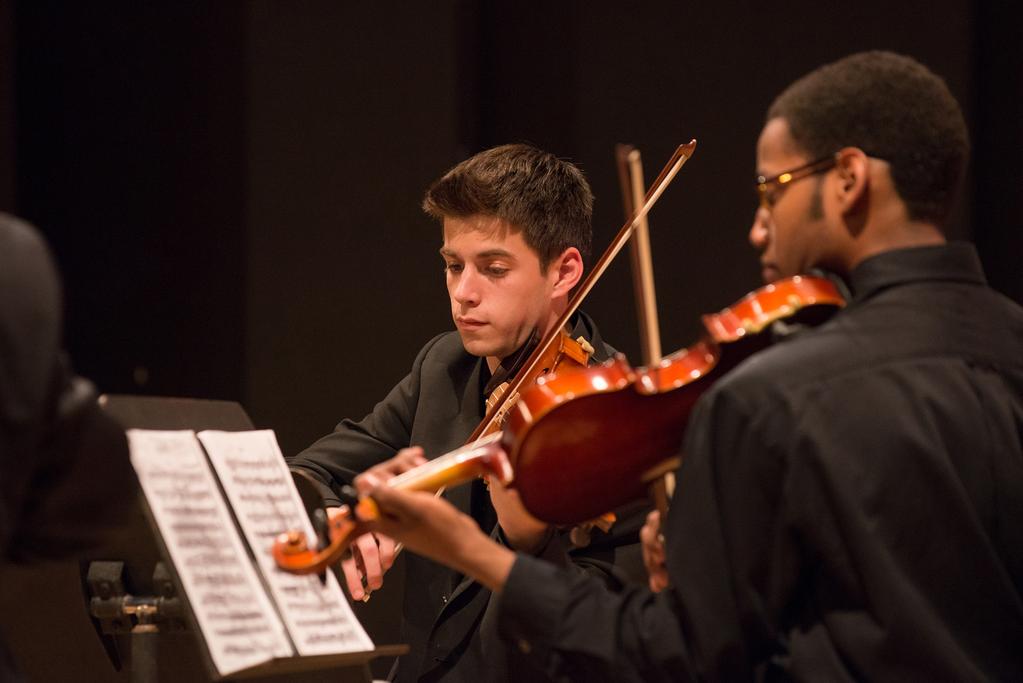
[848,242,987,302]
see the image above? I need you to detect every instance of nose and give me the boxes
[452,268,481,307]
[749,207,770,251]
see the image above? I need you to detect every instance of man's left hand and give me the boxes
[487,477,551,553]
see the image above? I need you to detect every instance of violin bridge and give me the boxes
[486,387,519,428]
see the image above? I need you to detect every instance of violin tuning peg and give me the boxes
[338,484,360,509]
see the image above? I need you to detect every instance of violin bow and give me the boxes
[615,144,663,365]
[616,144,678,518]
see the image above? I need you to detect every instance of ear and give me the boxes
[549,247,584,298]
[834,147,870,215]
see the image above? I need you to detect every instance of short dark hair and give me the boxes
[422,144,593,269]
[768,51,969,225]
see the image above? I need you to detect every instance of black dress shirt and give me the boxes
[497,243,1023,682]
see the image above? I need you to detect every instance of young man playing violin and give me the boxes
[354,51,1023,681]
[288,144,638,683]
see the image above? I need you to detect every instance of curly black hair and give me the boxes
[768,51,969,225]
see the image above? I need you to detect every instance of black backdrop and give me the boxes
[1,0,1021,673]
[6,2,1020,458]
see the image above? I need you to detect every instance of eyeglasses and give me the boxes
[755,154,838,209]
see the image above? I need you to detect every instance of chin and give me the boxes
[460,335,517,361]
[458,335,494,358]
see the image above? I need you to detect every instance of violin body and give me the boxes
[505,275,845,525]
[506,353,698,524]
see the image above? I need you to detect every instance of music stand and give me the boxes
[0,395,402,682]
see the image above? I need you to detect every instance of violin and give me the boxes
[272,143,698,575]
[272,274,844,574]
[507,274,845,524]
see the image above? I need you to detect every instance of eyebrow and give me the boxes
[439,248,516,260]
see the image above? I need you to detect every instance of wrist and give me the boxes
[452,532,516,592]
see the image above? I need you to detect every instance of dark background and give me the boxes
[1,0,1020,675]
[2,2,1020,456]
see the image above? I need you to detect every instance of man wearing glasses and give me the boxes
[355,51,1023,681]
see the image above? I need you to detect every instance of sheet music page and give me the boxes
[126,430,293,677]
[197,429,374,655]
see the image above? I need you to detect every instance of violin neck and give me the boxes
[387,432,513,494]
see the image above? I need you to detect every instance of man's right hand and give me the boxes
[640,509,670,593]
[338,446,428,601]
